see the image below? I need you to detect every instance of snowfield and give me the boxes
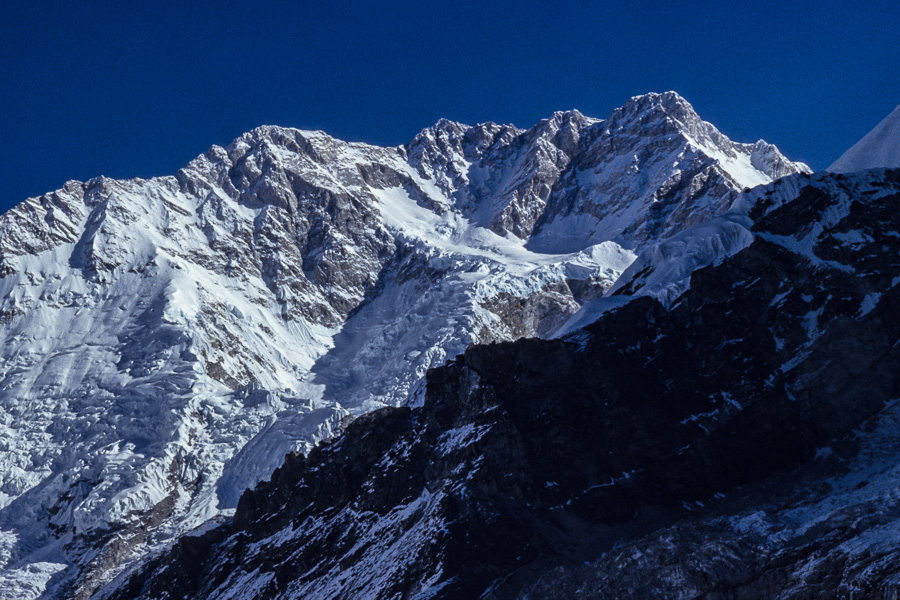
[0,92,809,598]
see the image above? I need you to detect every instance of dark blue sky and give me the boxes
[1,0,898,213]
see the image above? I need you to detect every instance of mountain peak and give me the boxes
[542,108,592,125]
[829,103,900,173]
[228,124,344,153]
[599,91,709,144]
[0,92,813,599]
[619,90,698,120]
[420,117,471,138]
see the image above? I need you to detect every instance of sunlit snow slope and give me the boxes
[0,92,807,599]
[829,104,900,173]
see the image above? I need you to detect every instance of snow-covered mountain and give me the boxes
[829,103,900,172]
[102,167,900,600]
[0,92,808,599]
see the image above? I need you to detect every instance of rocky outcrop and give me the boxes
[406,92,810,253]
[0,93,811,599]
[103,170,900,599]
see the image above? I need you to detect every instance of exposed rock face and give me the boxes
[407,92,810,253]
[0,93,809,598]
[103,170,900,599]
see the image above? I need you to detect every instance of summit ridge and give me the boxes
[0,93,809,598]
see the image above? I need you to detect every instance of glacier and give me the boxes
[0,92,809,599]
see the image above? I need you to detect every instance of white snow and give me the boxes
[605,212,755,307]
[829,104,900,173]
[857,292,882,317]
[0,94,810,598]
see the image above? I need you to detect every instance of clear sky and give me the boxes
[1,0,898,213]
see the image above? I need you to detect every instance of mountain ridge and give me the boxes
[829,103,900,173]
[0,92,810,599]
[101,167,900,600]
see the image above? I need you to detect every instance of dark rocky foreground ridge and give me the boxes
[105,170,900,599]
